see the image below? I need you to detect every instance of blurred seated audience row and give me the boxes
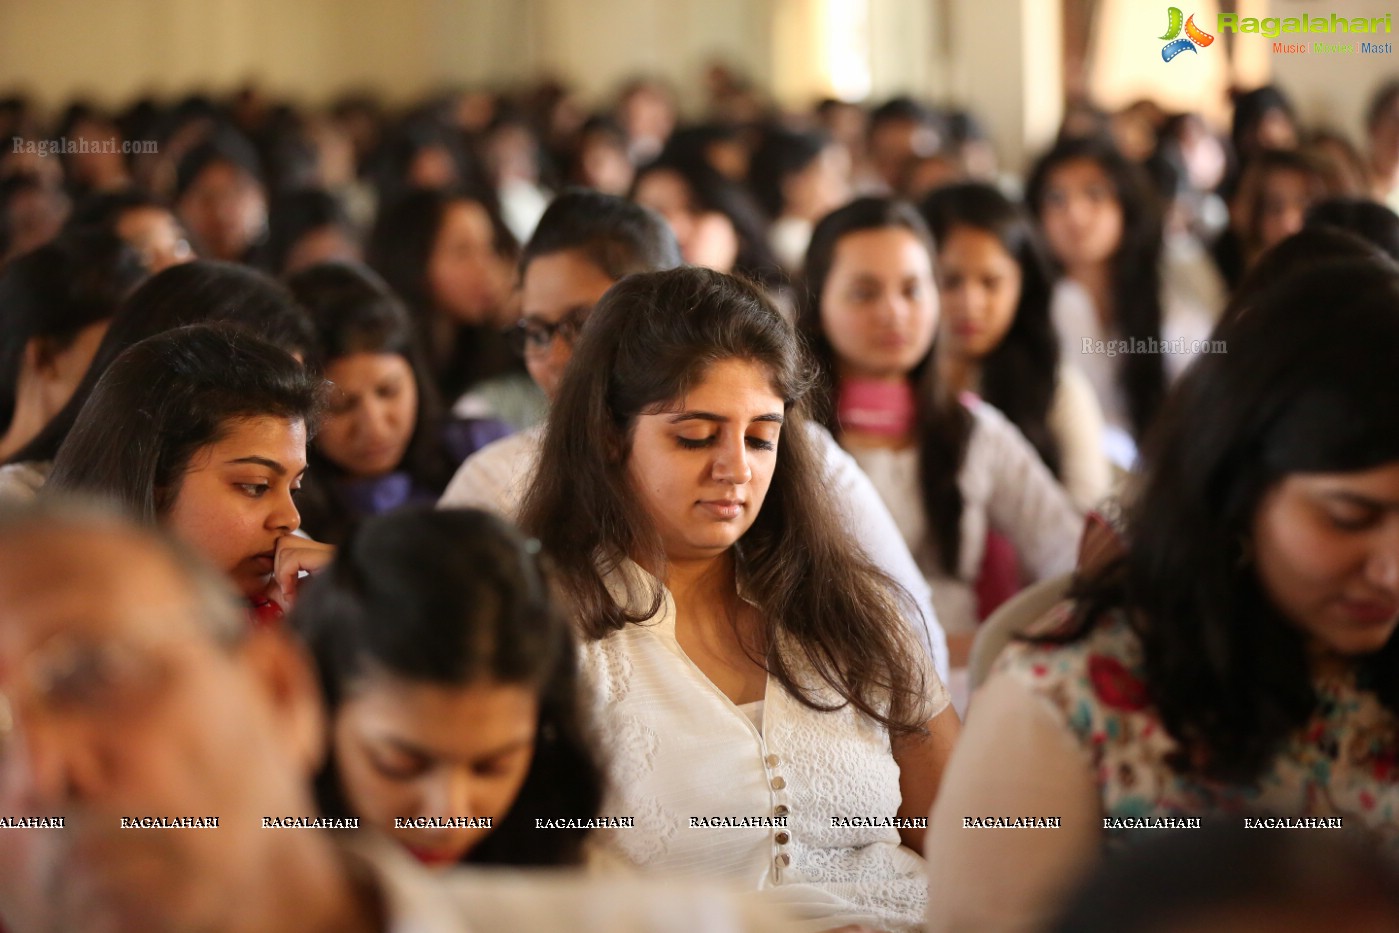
[1,70,1398,933]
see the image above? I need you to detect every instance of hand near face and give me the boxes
[270,535,336,610]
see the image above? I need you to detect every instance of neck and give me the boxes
[1305,639,1355,683]
[230,832,380,933]
[0,385,52,462]
[660,549,736,604]
[1067,264,1114,329]
[835,361,905,386]
[834,371,917,449]
[937,346,978,396]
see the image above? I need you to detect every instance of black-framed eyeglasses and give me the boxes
[505,305,591,357]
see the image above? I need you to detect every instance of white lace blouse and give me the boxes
[580,563,950,932]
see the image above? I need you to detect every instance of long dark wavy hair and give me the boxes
[366,187,519,400]
[1027,136,1167,442]
[798,197,972,577]
[631,158,786,290]
[922,182,1062,477]
[1054,257,1399,782]
[518,267,930,734]
[286,261,455,544]
[290,506,604,867]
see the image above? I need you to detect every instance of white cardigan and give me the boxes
[579,562,949,932]
[847,397,1082,636]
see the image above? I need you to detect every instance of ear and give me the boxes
[236,629,328,777]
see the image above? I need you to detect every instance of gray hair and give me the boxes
[0,496,247,649]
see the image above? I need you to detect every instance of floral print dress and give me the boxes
[993,605,1399,848]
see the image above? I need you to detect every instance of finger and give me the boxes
[274,548,305,606]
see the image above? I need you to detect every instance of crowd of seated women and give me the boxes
[2,71,1399,933]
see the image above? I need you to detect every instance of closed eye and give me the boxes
[1329,510,1379,532]
[472,758,516,778]
[677,435,776,451]
[371,756,427,781]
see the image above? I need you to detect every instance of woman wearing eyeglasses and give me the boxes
[287,262,511,545]
[440,189,683,517]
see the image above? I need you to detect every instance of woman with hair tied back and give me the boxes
[290,506,605,869]
[520,266,958,933]
[926,257,1399,932]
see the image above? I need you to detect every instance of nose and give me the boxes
[1061,193,1094,230]
[946,281,980,320]
[1365,531,1399,594]
[712,434,752,486]
[422,768,475,820]
[266,485,301,535]
[361,397,395,442]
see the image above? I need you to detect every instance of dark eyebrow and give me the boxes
[666,411,785,426]
[224,456,302,477]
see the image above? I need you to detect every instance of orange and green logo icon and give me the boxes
[1160,7,1215,61]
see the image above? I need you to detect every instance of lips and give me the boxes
[698,500,744,520]
[1338,598,1399,626]
[403,844,463,867]
[355,443,400,463]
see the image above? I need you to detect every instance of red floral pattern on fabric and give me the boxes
[1087,654,1150,711]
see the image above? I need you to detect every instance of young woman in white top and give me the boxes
[519,266,959,932]
[921,182,1110,512]
[798,198,1083,667]
[1026,137,1215,470]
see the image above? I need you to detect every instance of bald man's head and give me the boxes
[0,499,327,933]
[0,500,247,648]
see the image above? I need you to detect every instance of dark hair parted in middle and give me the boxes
[290,506,604,866]
[1059,257,1399,782]
[1026,136,1168,442]
[286,261,456,543]
[798,197,972,577]
[518,266,929,734]
[47,323,323,522]
[921,182,1062,477]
